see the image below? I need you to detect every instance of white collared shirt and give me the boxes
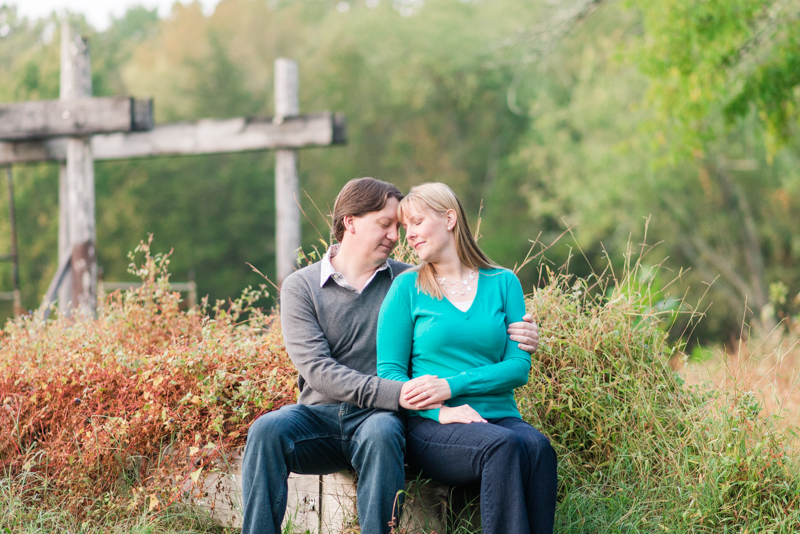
[319,244,393,294]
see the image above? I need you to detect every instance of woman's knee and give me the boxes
[526,431,556,461]
[487,430,526,462]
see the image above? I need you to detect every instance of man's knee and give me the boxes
[247,406,303,451]
[354,412,405,456]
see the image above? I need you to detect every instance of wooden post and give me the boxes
[274,58,301,285]
[187,269,197,310]
[57,24,72,313]
[5,166,22,317]
[60,22,97,317]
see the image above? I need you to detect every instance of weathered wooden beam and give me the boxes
[41,253,71,320]
[275,58,301,286]
[188,449,449,532]
[0,97,154,141]
[62,21,97,318]
[5,166,22,317]
[58,21,78,314]
[0,113,346,165]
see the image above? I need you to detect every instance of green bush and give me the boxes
[521,260,800,532]
[1,239,799,533]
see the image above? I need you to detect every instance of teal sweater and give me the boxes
[377,268,530,421]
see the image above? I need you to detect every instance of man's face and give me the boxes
[346,197,400,265]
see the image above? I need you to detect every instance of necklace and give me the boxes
[436,270,476,296]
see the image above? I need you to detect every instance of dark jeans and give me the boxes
[241,403,406,534]
[407,416,557,534]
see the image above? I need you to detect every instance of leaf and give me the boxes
[190,467,203,483]
[189,446,199,456]
[149,494,159,511]
[152,375,164,387]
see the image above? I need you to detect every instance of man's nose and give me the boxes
[387,225,399,242]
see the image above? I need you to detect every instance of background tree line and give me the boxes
[0,0,799,344]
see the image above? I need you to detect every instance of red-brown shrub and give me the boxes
[0,239,296,516]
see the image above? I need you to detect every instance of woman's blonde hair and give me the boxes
[398,182,499,299]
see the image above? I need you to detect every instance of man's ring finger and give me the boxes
[424,391,429,398]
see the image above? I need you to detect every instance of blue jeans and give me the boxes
[241,403,406,534]
[407,416,557,534]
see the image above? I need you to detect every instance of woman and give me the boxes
[377,183,557,534]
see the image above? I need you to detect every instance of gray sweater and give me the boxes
[280,259,411,411]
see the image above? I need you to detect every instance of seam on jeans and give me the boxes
[409,432,494,478]
[409,434,493,453]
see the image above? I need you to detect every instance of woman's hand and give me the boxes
[438,404,487,425]
[402,375,451,409]
[399,376,442,411]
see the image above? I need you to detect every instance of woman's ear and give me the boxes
[445,209,458,230]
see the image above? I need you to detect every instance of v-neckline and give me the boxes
[441,270,481,314]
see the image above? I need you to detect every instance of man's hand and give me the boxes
[508,313,539,354]
[399,376,443,410]
[438,404,487,425]
[402,375,451,409]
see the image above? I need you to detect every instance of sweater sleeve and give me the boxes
[445,272,532,398]
[281,274,403,411]
[376,276,414,383]
[377,275,441,422]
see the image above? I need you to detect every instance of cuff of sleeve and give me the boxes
[446,373,470,398]
[416,408,440,421]
[375,378,404,411]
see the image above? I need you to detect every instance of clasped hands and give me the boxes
[397,313,538,424]
[399,374,450,410]
[399,375,487,425]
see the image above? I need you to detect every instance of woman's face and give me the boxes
[401,202,455,263]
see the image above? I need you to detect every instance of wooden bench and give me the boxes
[187,450,462,533]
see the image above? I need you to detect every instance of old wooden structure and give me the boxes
[188,450,453,533]
[0,22,345,315]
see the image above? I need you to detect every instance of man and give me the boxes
[241,178,539,534]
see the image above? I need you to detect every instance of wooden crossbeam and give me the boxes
[0,97,154,141]
[0,112,346,165]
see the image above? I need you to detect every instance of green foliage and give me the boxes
[519,252,800,532]
[0,240,798,532]
[2,0,800,344]
[629,0,800,157]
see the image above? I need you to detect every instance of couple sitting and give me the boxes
[241,178,557,534]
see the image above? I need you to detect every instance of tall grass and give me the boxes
[519,244,800,532]
[1,236,799,533]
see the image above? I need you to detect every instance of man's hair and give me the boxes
[331,178,404,243]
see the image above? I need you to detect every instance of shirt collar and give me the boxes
[320,244,393,292]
